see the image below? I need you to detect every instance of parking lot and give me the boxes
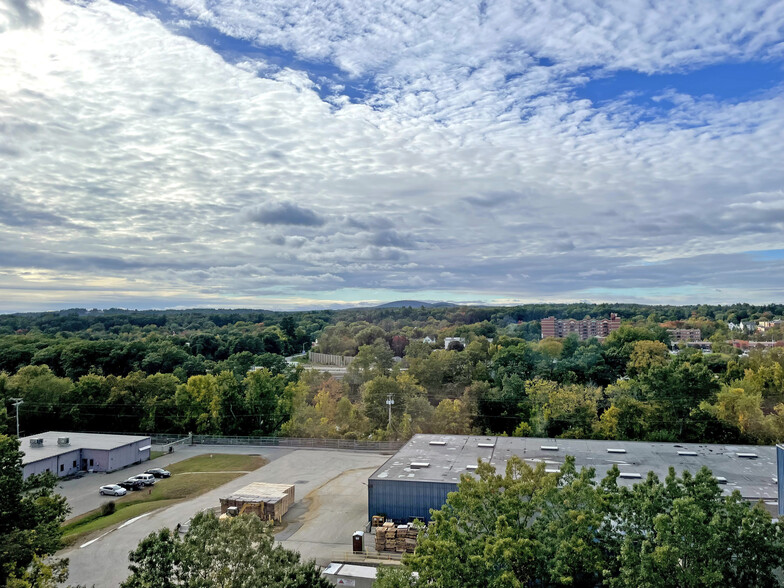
[59,446,388,587]
[56,444,293,519]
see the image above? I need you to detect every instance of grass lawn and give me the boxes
[149,450,165,460]
[167,453,267,474]
[61,500,180,547]
[61,454,267,547]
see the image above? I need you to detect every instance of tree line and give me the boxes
[2,305,784,444]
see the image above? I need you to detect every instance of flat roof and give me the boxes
[322,563,377,579]
[222,482,294,503]
[19,431,150,465]
[369,434,778,500]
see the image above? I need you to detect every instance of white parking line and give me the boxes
[118,512,154,529]
[80,530,113,549]
[79,512,155,549]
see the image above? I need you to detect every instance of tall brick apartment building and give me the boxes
[540,313,621,340]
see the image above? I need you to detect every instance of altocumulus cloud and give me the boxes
[0,0,783,311]
[248,201,325,226]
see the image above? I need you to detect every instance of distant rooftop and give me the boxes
[19,431,150,465]
[370,434,778,500]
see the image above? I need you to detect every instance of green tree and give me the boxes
[122,512,330,588]
[605,467,784,588]
[243,369,289,435]
[0,435,70,586]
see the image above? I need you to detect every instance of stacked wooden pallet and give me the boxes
[219,482,295,522]
[374,521,419,553]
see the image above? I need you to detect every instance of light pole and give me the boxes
[10,398,23,438]
[386,394,394,427]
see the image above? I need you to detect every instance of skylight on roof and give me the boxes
[410,462,430,468]
[715,476,728,484]
[737,453,758,458]
[678,451,698,456]
[478,442,495,448]
[429,441,446,446]
[607,448,626,454]
[540,446,559,451]
[619,472,642,479]
[466,465,478,470]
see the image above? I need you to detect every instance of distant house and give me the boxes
[444,337,466,349]
[757,320,783,333]
[422,336,436,344]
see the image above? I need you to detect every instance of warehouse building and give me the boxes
[20,431,152,479]
[367,434,779,522]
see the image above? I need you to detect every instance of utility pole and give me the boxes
[10,398,23,438]
[386,393,395,427]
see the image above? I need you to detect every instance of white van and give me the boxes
[132,473,156,486]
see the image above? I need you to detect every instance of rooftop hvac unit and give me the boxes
[57,437,70,446]
[29,438,44,447]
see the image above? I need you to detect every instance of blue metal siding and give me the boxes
[368,480,458,522]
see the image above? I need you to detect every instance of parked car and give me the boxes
[130,473,156,486]
[117,479,144,491]
[145,468,171,478]
[99,484,127,496]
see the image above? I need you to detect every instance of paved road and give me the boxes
[61,448,387,587]
[58,445,291,520]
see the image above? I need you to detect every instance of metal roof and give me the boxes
[369,434,779,500]
[19,431,150,465]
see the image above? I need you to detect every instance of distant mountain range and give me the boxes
[372,300,458,309]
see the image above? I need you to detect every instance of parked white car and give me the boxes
[131,473,156,486]
[99,484,127,496]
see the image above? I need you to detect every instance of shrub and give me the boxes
[101,501,116,517]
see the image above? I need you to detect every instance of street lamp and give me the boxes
[10,398,23,438]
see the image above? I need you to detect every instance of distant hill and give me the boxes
[373,300,458,309]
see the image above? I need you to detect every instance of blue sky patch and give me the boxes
[748,248,784,261]
[575,60,784,108]
[112,0,377,103]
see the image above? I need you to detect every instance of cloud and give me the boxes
[248,201,325,226]
[0,0,42,32]
[0,0,783,310]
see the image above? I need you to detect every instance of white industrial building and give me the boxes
[19,431,152,479]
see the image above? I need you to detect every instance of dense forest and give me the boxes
[1,303,784,445]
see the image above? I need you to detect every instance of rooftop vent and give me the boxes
[478,442,495,448]
[429,441,446,446]
[410,462,430,469]
[607,448,626,454]
[57,437,70,446]
[540,446,559,451]
[737,453,758,459]
[466,465,478,470]
[715,476,728,484]
[619,472,642,479]
[678,451,698,456]
[29,438,43,447]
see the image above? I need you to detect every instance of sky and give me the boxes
[1,0,784,312]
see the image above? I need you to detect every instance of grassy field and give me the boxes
[167,453,267,473]
[149,450,165,460]
[61,454,267,546]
